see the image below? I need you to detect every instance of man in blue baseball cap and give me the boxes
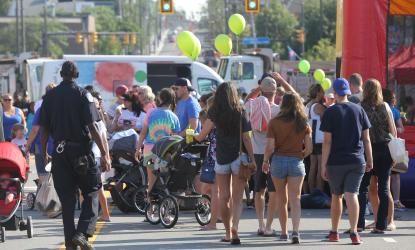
[319,78,373,245]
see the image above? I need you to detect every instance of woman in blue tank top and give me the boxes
[2,94,26,141]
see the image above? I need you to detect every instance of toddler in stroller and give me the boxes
[144,135,211,229]
[0,142,33,242]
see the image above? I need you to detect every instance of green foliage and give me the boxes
[255,1,298,58]
[0,18,68,57]
[0,0,12,16]
[304,0,336,52]
[304,38,336,61]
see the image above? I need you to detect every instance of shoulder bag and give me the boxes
[238,114,256,182]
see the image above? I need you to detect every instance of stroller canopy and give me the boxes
[0,142,29,181]
[151,135,184,161]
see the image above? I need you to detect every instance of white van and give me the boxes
[34,55,223,105]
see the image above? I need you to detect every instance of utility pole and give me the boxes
[250,13,257,49]
[42,1,48,57]
[224,0,229,34]
[320,0,323,40]
[301,0,305,55]
[20,0,25,53]
[15,0,20,56]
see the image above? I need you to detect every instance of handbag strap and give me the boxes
[239,112,243,157]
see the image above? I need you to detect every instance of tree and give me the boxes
[303,0,336,52]
[255,1,298,58]
[0,18,68,57]
[304,38,336,61]
[0,0,12,16]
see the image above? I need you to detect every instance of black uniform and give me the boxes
[40,79,101,246]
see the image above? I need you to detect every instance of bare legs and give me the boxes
[201,182,219,229]
[309,155,324,191]
[272,176,304,235]
[98,187,110,221]
[255,190,277,233]
[331,193,359,233]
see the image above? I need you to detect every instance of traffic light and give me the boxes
[123,34,130,45]
[92,32,99,44]
[130,34,137,45]
[75,32,83,44]
[296,29,305,44]
[160,0,174,14]
[245,0,260,13]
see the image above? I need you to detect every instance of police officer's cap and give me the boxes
[60,61,79,79]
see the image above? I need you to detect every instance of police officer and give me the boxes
[40,61,111,250]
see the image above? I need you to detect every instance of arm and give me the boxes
[88,123,111,171]
[362,129,373,172]
[180,118,198,137]
[26,125,40,153]
[321,132,332,181]
[111,109,122,132]
[245,87,261,101]
[194,119,214,142]
[303,132,313,158]
[396,118,405,134]
[385,104,397,137]
[136,122,148,153]
[19,109,26,128]
[242,131,255,166]
[271,72,296,94]
[40,126,50,164]
[262,138,275,174]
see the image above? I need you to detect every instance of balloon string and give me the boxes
[236,36,239,55]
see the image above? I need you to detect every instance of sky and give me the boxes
[174,0,207,20]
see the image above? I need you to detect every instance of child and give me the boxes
[11,124,28,162]
[0,173,17,205]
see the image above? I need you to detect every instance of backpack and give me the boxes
[246,96,272,132]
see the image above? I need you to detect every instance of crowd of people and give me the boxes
[0,64,412,247]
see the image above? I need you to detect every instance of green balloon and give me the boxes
[313,69,325,83]
[228,14,246,36]
[214,34,232,56]
[191,34,201,61]
[177,31,196,58]
[321,78,332,91]
[298,59,311,74]
[135,70,147,83]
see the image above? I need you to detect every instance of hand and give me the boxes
[136,148,142,161]
[271,72,284,83]
[100,153,111,172]
[262,162,270,174]
[43,153,51,166]
[365,161,373,172]
[321,166,329,181]
[25,143,31,154]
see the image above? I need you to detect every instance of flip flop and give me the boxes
[220,238,230,243]
[231,238,241,245]
[370,229,385,234]
[257,229,264,236]
[263,229,277,237]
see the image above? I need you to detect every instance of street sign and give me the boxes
[242,37,270,45]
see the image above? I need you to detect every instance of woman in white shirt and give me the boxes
[112,92,146,133]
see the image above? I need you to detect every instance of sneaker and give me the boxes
[279,234,289,241]
[350,232,362,245]
[327,231,339,242]
[291,232,300,244]
[72,232,94,250]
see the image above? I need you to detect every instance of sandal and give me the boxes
[263,229,277,237]
[365,222,376,229]
[220,238,230,243]
[371,229,385,234]
[257,229,264,236]
[231,228,241,245]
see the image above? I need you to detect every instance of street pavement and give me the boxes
[3,158,415,250]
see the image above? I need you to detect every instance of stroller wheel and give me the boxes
[26,193,36,210]
[27,216,33,238]
[133,187,147,215]
[0,226,5,242]
[195,195,211,226]
[145,201,161,225]
[159,195,179,229]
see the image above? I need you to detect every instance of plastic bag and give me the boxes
[35,173,61,215]
[388,137,406,163]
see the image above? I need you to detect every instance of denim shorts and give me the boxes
[270,155,306,179]
[215,154,248,175]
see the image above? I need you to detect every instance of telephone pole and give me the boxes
[15,0,19,56]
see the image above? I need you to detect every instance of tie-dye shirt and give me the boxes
[144,108,181,145]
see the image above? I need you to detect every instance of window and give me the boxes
[230,62,254,80]
[197,78,218,95]
[217,59,228,79]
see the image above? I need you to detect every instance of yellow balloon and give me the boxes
[228,14,246,36]
[321,78,332,91]
[214,34,233,56]
[191,35,201,61]
[177,31,197,58]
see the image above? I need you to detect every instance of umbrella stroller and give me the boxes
[0,142,33,242]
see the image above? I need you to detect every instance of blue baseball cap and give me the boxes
[333,78,352,96]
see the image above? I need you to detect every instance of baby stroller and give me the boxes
[104,129,147,214]
[0,142,33,242]
[145,135,211,228]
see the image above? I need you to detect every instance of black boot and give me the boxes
[72,232,94,250]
